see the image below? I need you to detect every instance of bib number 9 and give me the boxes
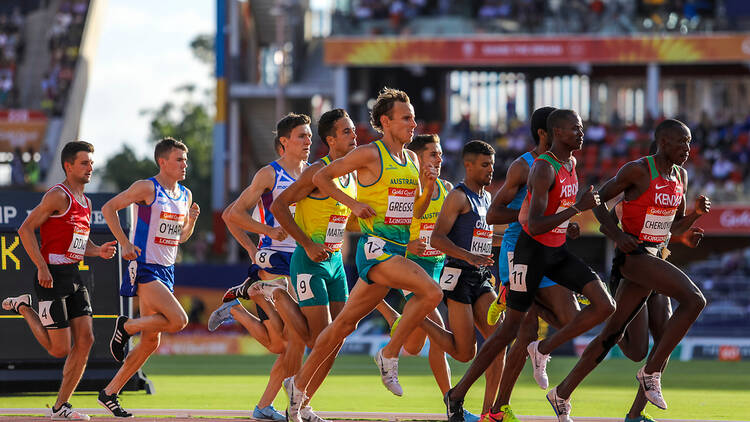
[296,273,315,302]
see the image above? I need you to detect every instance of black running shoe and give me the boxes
[97,390,133,418]
[444,388,466,422]
[221,277,256,302]
[109,316,130,362]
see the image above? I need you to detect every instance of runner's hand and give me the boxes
[351,201,376,219]
[575,186,600,211]
[464,252,494,268]
[566,222,581,239]
[305,242,334,263]
[681,227,704,248]
[422,164,438,184]
[695,195,710,215]
[189,202,200,221]
[267,226,288,241]
[37,266,53,288]
[615,232,641,253]
[121,241,141,261]
[98,240,118,259]
[407,238,427,256]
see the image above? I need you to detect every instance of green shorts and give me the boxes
[355,235,407,285]
[290,246,349,307]
[401,256,444,300]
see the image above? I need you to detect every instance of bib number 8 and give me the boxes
[255,250,276,269]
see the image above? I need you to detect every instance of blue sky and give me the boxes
[79,1,214,162]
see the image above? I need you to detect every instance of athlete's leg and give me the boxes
[16,305,70,357]
[303,301,346,401]
[55,315,94,408]
[618,304,650,362]
[122,281,188,335]
[367,256,444,359]
[421,298,476,361]
[621,255,705,374]
[258,330,305,409]
[294,280,390,392]
[272,289,318,347]
[229,302,284,353]
[555,279,652,399]
[375,300,400,326]
[473,291,505,414]
[626,293,673,419]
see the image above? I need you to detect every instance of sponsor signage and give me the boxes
[0,110,48,152]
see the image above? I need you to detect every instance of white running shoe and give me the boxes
[250,277,288,301]
[2,294,31,314]
[546,387,573,422]
[51,402,90,420]
[283,376,307,422]
[636,366,667,409]
[528,340,551,389]
[301,405,329,422]
[374,348,403,396]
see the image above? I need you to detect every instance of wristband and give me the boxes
[571,205,582,215]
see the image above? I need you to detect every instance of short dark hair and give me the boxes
[530,106,556,145]
[654,118,689,142]
[318,109,349,145]
[546,109,579,139]
[370,87,410,134]
[462,140,495,160]
[60,141,94,173]
[154,137,188,165]
[276,113,311,140]
[407,134,439,154]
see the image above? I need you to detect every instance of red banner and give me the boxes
[325,34,750,66]
[0,110,48,153]
[694,205,750,235]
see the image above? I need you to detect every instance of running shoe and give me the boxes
[109,316,131,362]
[546,387,573,422]
[389,316,401,337]
[487,286,506,325]
[463,409,480,422]
[97,390,133,418]
[636,366,667,409]
[221,277,255,302]
[250,277,289,301]
[444,389,465,422]
[301,405,329,422]
[374,348,403,396]
[527,340,551,389]
[252,404,285,421]
[575,293,590,305]
[207,299,239,331]
[2,293,31,314]
[624,411,658,422]
[283,376,308,422]
[490,404,521,422]
[50,402,90,420]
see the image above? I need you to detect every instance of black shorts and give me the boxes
[609,241,662,295]
[507,231,599,312]
[441,264,494,305]
[33,264,92,329]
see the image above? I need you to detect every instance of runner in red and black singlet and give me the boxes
[552,119,711,421]
[445,110,615,422]
[3,142,117,420]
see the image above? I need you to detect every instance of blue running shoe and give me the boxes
[208,299,239,331]
[463,409,480,422]
[252,404,285,421]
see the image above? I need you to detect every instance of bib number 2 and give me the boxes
[439,267,462,291]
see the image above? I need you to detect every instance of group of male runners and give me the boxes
[2,87,711,422]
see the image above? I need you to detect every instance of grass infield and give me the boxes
[1,355,748,419]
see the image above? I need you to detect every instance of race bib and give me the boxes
[509,263,528,292]
[553,197,576,234]
[65,225,89,261]
[639,206,676,243]
[439,267,461,291]
[255,249,276,269]
[418,222,442,257]
[290,203,297,218]
[38,301,54,326]
[325,215,347,251]
[470,228,493,256]
[384,187,415,225]
[128,261,138,285]
[364,237,386,260]
[154,211,184,246]
[296,273,315,302]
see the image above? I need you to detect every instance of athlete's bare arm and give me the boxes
[18,188,70,288]
[226,165,287,240]
[101,180,156,261]
[222,199,259,259]
[526,160,598,236]
[670,168,710,236]
[431,189,494,268]
[179,190,200,243]
[592,161,649,252]
[410,149,438,220]
[85,238,117,259]
[487,158,528,225]
[271,161,334,262]
[313,145,379,219]
[406,179,454,256]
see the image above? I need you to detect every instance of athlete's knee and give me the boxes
[166,312,189,333]
[592,294,616,319]
[49,343,71,358]
[686,290,706,314]
[331,317,357,338]
[454,345,477,363]
[140,332,161,353]
[74,330,95,351]
[422,282,443,307]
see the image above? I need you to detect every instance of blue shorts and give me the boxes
[355,235,406,285]
[499,239,556,289]
[121,261,175,297]
[248,248,293,280]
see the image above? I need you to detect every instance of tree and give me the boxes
[101,145,157,191]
